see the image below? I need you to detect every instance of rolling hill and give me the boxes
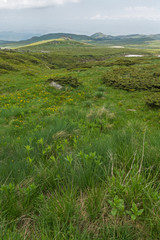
[18,38,93,51]
[1,32,160,49]
[91,32,160,41]
[14,33,93,48]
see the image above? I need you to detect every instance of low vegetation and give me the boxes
[0,43,160,239]
[146,92,160,108]
[103,58,160,91]
[47,75,80,88]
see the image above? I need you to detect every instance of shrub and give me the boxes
[94,91,104,98]
[103,65,160,91]
[146,93,160,108]
[48,75,80,88]
[0,63,17,71]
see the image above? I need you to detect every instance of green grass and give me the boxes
[0,45,160,239]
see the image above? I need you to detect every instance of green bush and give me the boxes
[146,93,160,108]
[94,91,104,98]
[48,75,80,88]
[0,63,17,71]
[103,65,160,91]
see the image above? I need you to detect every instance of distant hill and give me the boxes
[149,34,160,40]
[91,32,160,41]
[1,32,160,49]
[90,32,160,45]
[18,33,92,46]
[0,40,15,48]
[91,32,114,40]
[91,32,108,39]
[19,38,93,51]
[0,31,40,41]
[0,40,9,44]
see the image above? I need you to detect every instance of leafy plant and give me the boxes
[66,154,73,165]
[108,195,125,217]
[126,202,144,221]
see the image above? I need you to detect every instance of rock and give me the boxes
[50,81,63,90]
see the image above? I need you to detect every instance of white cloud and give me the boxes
[124,6,160,21]
[0,0,80,9]
[90,6,160,22]
[90,14,118,21]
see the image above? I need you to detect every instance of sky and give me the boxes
[0,0,160,35]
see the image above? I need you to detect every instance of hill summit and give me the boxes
[91,32,107,39]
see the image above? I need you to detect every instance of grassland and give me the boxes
[0,43,160,239]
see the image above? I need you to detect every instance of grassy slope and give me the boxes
[17,38,93,51]
[0,46,160,239]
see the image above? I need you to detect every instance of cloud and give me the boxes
[90,6,160,22]
[0,0,80,9]
[90,14,118,21]
[124,6,160,21]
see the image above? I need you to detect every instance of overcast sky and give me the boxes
[0,0,160,35]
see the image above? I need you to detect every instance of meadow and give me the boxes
[0,43,160,239]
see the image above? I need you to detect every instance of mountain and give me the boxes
[90,33,160,45]
[0,31,40,41]
[149,34,160,40]
[91,32,107,39]
[0,40,14,47]
[1,32,160,49]
[91,32,114,40]
[0,40,9,44]
[91,33,156,41]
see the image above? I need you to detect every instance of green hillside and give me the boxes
[14,33,93,48]
[18,38,93,51]
[0,33,92,48]
[91,32,112,39]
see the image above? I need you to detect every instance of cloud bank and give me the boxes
[90,6,160,22]
[0,0,79,9]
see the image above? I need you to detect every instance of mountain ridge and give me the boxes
[0,31,40,41]
[2,31,160,42]
[1,32,160,48]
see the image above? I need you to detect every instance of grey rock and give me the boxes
[50,81,63,90]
